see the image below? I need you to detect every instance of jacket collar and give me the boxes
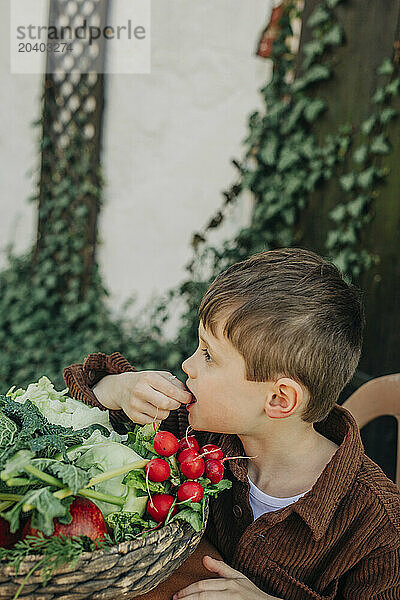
[215,404,364,542]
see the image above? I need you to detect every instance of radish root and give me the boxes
[222,454,258,463]
[152,406,159,434]
[145,467,154,509]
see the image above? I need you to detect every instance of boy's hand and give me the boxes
[172,556,281,600]
[93,371,193,425]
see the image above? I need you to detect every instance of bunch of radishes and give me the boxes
[144,430,228,524]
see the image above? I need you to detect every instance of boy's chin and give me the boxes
[188,412,229,435]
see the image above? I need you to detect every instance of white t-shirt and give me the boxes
[247,475,311,520]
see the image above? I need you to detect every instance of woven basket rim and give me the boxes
[0,496,209,572]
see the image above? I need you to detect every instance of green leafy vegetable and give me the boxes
[1,450,35,480]
[74,442,146,516]
[6,376,112,432]
[47,462,90,495]
[125,424,159,459]
[106,511,156,543]
[123,469,167,495]
[0,413,18,448]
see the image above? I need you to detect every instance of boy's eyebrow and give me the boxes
[199,334,218,356]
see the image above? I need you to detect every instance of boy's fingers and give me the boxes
[153,373,193,404]
[149,385,189,410]
[137,381,187,410]
[142,400,171,421]
[121,407,157,426]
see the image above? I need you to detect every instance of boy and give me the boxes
[64,248,400,599]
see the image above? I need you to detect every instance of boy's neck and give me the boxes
[239,425,339,498]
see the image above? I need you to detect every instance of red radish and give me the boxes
[180,456,205,479]
[145,458,171,482]
[178,448,199,464]
[146,494,177,522]
[178,436,199,453]
[199,444,223,461]
[177,481,204,503]
[22,497,107,545]
[153,431,179,457]
[205,459,224,484]
[0,516,20,548]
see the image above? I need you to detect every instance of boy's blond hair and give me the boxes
[198,248,364,423]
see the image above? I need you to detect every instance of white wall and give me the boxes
[0,1,40,262]
[0,0,272,337]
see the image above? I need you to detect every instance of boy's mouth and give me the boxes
[185,382,197,408]
[187,394,197,408]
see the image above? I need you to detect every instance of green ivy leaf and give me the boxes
[326,229,340,250]
[361,115,377,135]
[300,137,316,160]
[379,107,398,124]
[385,78,400,96]
[306,170,322,191]
[292,77,307,93]
[331,252,347,273]
[259,135,279,166]
[340,227,358,244]
[347,196,369,218]
[285,175,303,196]
[293,66,331,92]
[283,208,296,225]
[277,148,300,172]
[353,145,368,164]
[339,173,356,191]
[304,39,324,57]
[357,167,377,189]
[372,87,386,104]
[330,204,346,223]
[306,64,331,85]
[323,24,344,47]
[370,134,391,155]
[326,0,343,7]
[307,5,330,28]
[377,58,394,76]
[304,98,327,122]
[302,40,324,68]
[281,99,308,134]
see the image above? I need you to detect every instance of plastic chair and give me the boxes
[342,374,400,487]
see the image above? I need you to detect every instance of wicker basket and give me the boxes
[0,499,209,600]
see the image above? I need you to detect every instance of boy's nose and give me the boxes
[182,355,194,377]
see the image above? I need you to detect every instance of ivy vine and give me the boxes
[0,0,398,390]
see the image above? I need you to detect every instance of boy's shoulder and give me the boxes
[353,452,400,542]
[311,405,400,546]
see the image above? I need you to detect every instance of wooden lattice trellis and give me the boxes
[35,0,109,296]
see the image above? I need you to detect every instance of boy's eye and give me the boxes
[201,348,212,363]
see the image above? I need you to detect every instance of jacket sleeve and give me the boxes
[63,351,137,429]
[337,544,400,599]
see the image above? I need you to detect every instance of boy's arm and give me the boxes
[62,351,183,434]
[337,544,400,599]
[63,352,139,429]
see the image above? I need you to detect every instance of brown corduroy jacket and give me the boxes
[64,352,400,600]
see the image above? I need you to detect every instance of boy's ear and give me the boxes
[265,377,304,419]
